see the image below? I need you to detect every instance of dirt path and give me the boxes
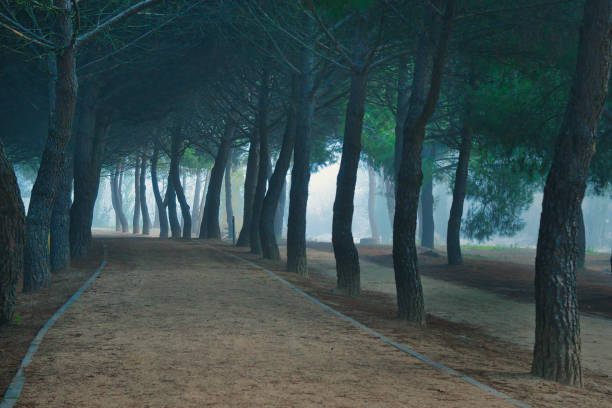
[14,237,519,408]
[298,247,612,377]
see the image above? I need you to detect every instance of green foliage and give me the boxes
[361,102,395,174]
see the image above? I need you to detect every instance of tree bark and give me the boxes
[111,170,121,231]
[532,0,611,386]
[225,152,234,239]
[23,2,78,292]
[393,0,456,323]
[446,122,472,265]
[420,145,435,249]
[50,151,72,272]
[200,123,234,239]
[140,152,152,235]
[191,168,202,234]
[333,18,369,296]
[250,72,271,255]
[261,88,297,260]
[0,140,25,324]
[236,134,259,247]
[170,134,191,239]
[151,149,169,238]
[133,156,141,234]
[367,165,380,244]
[165,173,181,239]
[287,43,315,276]
[70,88,108,259]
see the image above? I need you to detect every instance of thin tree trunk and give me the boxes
[250,72,271,255]
[111,169,121,231]
[151,148,169,238]
[333,19,369,295]
[421,144,435,249]
[236,134,259,247]
[287,42,315,276]
[394,0,456,323]
[140,152,152,235]
[225,152,234,239]
[191,168,202,234]
[532,0,611,386]
[367,165,380,244]
[133,156,141,234]
[446,122,472,265]
[23,5,78,292]
[180,169,187,232]
[116,162,129,232]
[0,140,25,324]
[171,134,191,239]
[261,85,297,260]
[275,178,286,240]
[50,151,72,272]
[200,124,234,239]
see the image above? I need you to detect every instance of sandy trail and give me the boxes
[15,238,517,407]
[299,248,612,377]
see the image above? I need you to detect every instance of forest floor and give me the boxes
[1,235,611,407]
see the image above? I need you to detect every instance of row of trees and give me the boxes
[1,0,611,388]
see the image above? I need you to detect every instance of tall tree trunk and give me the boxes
[261,87,297,260]
[446,122,472,265]
[394,0,456,323]
[151,149,169,238]
[111,170,121,231]
[200,124,234,239]
[165,176,181,239]
[191,168,202,234]
[250,72,271,255]
[420,144,435,249]
[333,18,368,296]
[133,156,141,234]
[50,151,72,272]
[23,3,78,292]
[275,178,287,240]
[287,43,315,275]
[577,207,586,268]
[225,152,234,239]
[367,165,380,244]
[236,134,259,247]
[532,0,611,386]
[140,152,152,235]
[70,90,108,259]
[180,169,187,232]
[0,140,25,324]
[170,135,191,239]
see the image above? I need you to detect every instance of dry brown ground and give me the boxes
[0,242,104,396]
[6,236,612,407]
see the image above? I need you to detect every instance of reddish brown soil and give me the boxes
[307,241,612,319]
[0,242,104,397]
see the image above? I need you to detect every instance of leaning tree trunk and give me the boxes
[274,178,287,240]
[367,165,380,244]
[133,156,141,234]
[261,89,297,260]
[0,140,25,324]
[532,0,611,386]
[446,121,472,265]
[140,153,152,235]
[394,0,455,324]
[236,134,259,247]
[333,31,368,296]
[225,152,234,240]
[250,72,271,255]
[287,44,315,276]
[191,168,202,235]
[23,11,78,292]
[420,145,435,249]
[170,134,191,239]
[70,99,108,259]
[151,149,169,238]
[200,124,234,239]
[50,152,72,272]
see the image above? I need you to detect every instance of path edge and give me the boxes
[0,243,108,408]
[206,243,532,408]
